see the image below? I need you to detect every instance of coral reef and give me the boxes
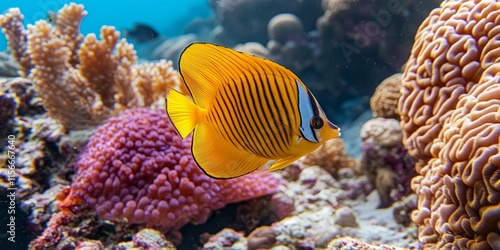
[360,118,416,208]
[392,194,417,227]
[311,0,441,122]
[0,4,184,131]
[265,13,315,73]
[0,52,19,77]
[301,138,359,177]
[0,77,40,145]
[202,166,418,249]
[0,1,458,249]
[20,183,68,234]
[247,226,276,250]
[269,166,369,248]
[203,228,247,249]
[399,0,500,248]
[210,0,301,45]
[327,236,403,250]
[361,72,416,208]
[370,73,402,119]
[234,42,270,59]
[267,13,304,45]
[317,0,441,68]
[116,228,176,249]
[60,108,284,229]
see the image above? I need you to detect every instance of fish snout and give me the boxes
[327,121,341,137]
[328,120,339,130]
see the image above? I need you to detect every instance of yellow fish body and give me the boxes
[166,42,340,179]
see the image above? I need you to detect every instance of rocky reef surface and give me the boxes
[2,1,498,249]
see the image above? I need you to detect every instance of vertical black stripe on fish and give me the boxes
[256,63,290,149]
[211,100,236,147]
[219,82,262,156]
[207,111,222,136]
[212,97,241,148]
[239,72,275,158]
[280,71,301,134]
[216,51,277,158]
[214,91,249,150]
[278,70,295,143]
[256,74,285,157]
[225,79,267,158]
[213,53,270,158]
[208,106,240,150]
[244,71,277,158]
[248,64,286,156]
[275,68,297,141]
[216,51,276,158]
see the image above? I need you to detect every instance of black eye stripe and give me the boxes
[306,89,320,117]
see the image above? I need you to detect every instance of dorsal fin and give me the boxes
[178,42,299,109]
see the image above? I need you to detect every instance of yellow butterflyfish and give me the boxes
[166,42,340,179]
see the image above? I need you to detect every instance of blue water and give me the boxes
[0,0,212,51]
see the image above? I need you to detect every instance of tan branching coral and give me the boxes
[0,3,184,131]
[132,60,184,107]
[301,139,358,177]
[370,73,402,119]
[398,0,500,248]
[0,8,32,76]
[27,20,111,129]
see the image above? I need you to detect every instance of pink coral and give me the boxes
[61,108,283,229]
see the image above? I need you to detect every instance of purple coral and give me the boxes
[61,108,283,229]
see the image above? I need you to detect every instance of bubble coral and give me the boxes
[61,108,283,229]
[398,0,500,248]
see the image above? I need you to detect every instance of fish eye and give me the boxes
[310,116,324,129]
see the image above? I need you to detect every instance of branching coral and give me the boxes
[398,0,500,248]
[0,3,185,131]
[60,108,283,229]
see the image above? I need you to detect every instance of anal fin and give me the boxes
[192,123,268,179]
[266,155,301,172]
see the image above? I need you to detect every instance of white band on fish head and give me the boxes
[296,79,321,143]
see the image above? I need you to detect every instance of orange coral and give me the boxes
[132,60,185,107]
[398,0,500,248]
[0,8,32,76]
[301,139,358,177]
[0,3,184,130]
[370,73,402,119]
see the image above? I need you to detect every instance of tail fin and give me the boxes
[166,90,200,138]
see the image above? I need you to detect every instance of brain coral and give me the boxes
[61,108,283,229]
[398,0,500,248]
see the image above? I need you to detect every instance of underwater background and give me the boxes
[1,0,500,249]
[0,0,212,50]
